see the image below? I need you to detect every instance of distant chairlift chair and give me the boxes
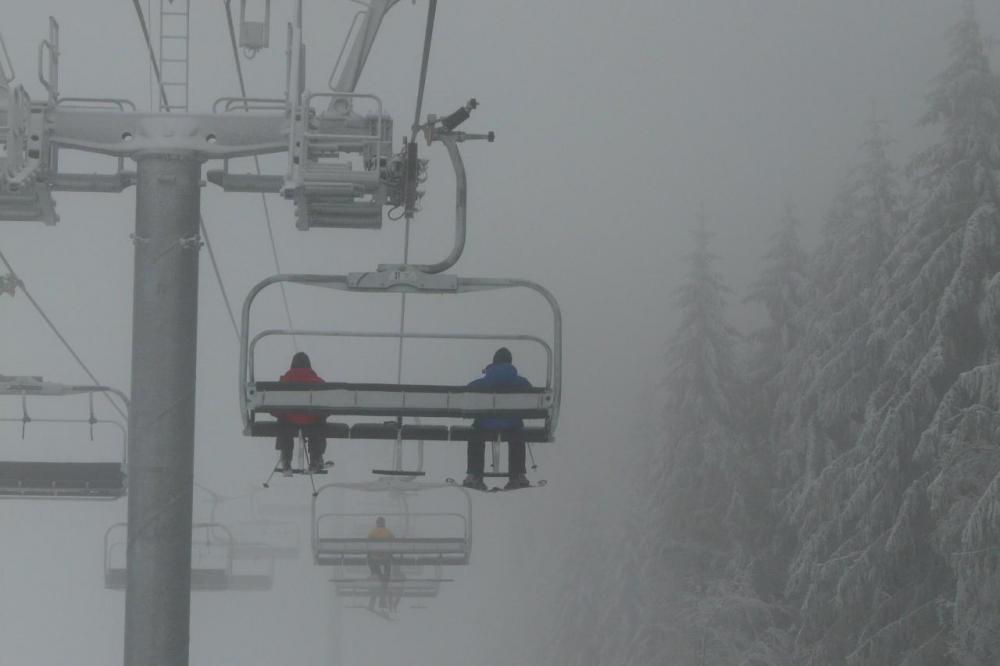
[313,509,470,568]
[0,376,128,499]
[104,522,275,591]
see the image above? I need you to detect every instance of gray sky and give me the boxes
[2,1,999,664]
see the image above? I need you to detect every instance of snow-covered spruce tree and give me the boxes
[623,214,780,664]
[814,118,901,313]
[771,116,902,489]
[746,205,810,363]
[744,204,810,432]
[781,3,1000,664]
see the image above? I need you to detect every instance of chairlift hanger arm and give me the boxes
[330,0,403,95]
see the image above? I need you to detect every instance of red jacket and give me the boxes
[277,366,325,425]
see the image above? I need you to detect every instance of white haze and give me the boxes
[1,1,999,665]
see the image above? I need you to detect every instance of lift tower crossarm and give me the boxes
[48,108,288,159]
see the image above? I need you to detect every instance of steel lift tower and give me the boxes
[0,1,430,663]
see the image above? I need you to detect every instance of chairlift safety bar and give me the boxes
[104,521,274,590]
[0,416,127,464]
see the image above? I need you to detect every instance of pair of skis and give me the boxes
[445,477,547,493]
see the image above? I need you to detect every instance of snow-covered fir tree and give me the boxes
[744,204,810,435]
[746,204,810,365]
[631,213,770,664]
[814,117,900,312]
[778,3,1000,663]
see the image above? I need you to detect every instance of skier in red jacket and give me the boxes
[275,352,328,476]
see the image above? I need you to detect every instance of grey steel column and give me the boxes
[124,154,202,666]
[328,581,343,666]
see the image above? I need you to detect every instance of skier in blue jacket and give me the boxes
[463,347,532,490]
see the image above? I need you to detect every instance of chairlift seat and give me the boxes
[105,567,231,591]
[315,537,469,567]
[227,573,273,591]
[247,420,551,442]
[232,542,299,560]
[0,461,124,498]
[334,578,442,598]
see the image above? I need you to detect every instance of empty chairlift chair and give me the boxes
[104,522,274,591]
[0,376,128,499]
[231,519,301,560]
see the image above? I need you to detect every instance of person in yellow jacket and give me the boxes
[367,516,395,610]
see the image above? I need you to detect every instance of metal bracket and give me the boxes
[178,234,204,250]
[347,269,458,292]
[0,273,20,296]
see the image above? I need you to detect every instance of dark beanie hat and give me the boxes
[291,351,312,369]
[493,347,512,365]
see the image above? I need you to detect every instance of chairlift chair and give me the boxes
[312,481,472,567]
[0,376,128,499]
[231,519,301,560]
[104,522,274,591]
[239,272,562,444]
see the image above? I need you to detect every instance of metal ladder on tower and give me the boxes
[159,0,190,112]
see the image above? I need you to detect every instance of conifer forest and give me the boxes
[546,4,1000,665]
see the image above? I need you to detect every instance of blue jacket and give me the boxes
[468,363,532,430]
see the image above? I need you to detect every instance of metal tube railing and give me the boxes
[248,329,553,390]
[409,135,465,274]
[0,416,127,464]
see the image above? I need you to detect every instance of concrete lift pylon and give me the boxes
[0,2,414,664]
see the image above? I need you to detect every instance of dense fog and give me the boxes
[3,1,1000,665]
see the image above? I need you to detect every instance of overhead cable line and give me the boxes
[410,0,438,142]
[223,0,298,349]
[0,247,128,420]
[200,216,241,341]
[396,0,439,385]
[130,0,170,111]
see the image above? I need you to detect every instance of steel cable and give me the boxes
[0,247,128,420]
